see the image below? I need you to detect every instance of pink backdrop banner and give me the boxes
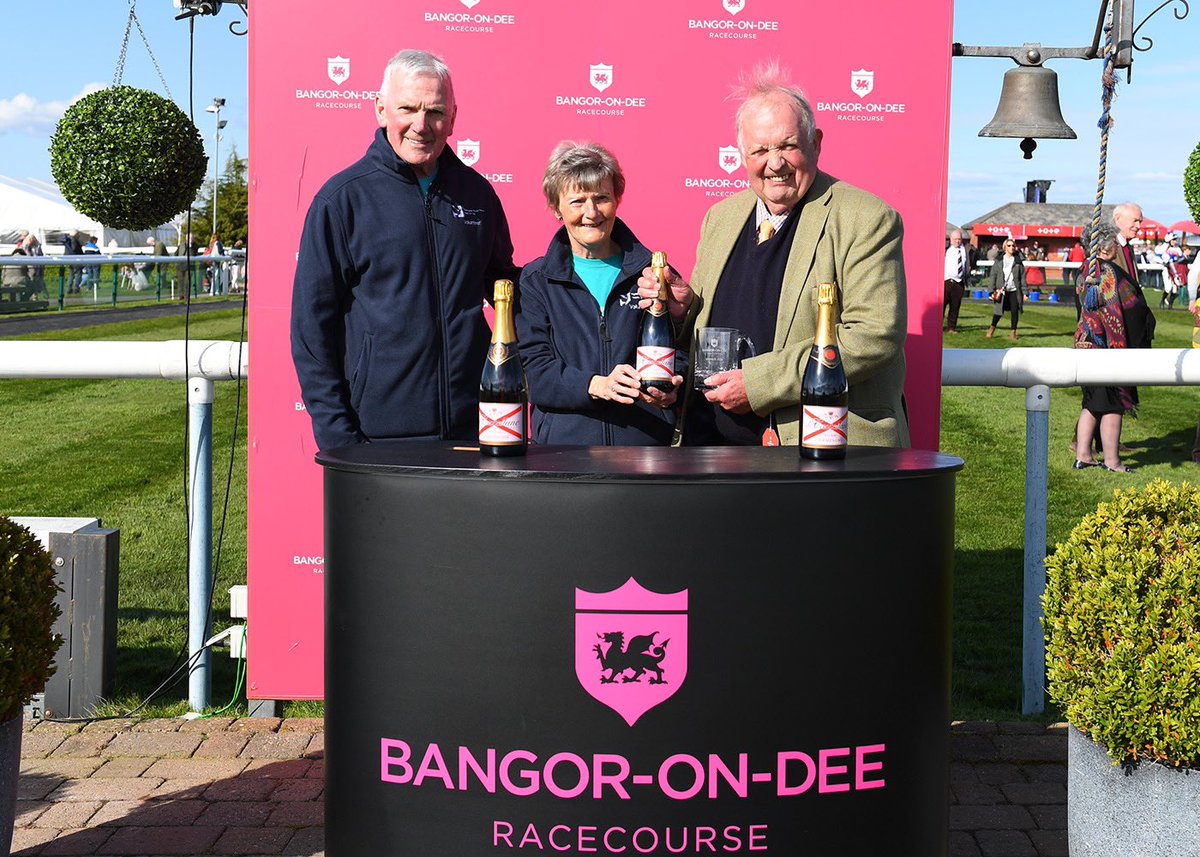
[247,0,955,699]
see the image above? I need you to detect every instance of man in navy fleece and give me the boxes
[291,49,517,452]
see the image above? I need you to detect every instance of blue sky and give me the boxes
[1,1,1196,228]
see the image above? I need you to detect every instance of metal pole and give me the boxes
[1022,384,1050,715]
[212,116,219,238]
[188,377,214,712]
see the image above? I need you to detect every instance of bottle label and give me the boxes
[636,346,674,381]
[478,402,525,445]
[488,343,516,367]
[818,345,842,370]
[802,405,848,449]
[647,298,666,318]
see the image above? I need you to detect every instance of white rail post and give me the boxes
[188,377,215,713]
[1022,385,1050,715]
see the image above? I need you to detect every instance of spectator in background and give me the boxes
[986,242,1001,262]
[943,229,975,334]
[205,233,225,295]
[1067,241,1085,297]
[80,235,100,290]
[230,239,246,293]
[1024,242,1045,296]
[1110,202,1144,285]
[175,232,198,298]
[1072,222,1154,473]
[1159,236,1184,309]
[62,230,82,294]
[20,232,46,298]
[3,247,32,299]
[1189,261,1199,463]
[987,239,1024,341]
[151,235,168,273]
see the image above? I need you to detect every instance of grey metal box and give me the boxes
[13,517,120,719]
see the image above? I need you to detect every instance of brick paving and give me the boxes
[14,718,1067,856]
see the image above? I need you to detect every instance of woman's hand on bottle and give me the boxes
[589,365,642,404]
[637,266,694,321]
[640,375,683,409]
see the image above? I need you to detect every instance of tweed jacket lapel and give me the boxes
[774,172,834,347]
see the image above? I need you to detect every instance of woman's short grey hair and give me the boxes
[542,141,626,208]
[379,49,453,98]
[732,60,817,152]
[1084,222,1120,254]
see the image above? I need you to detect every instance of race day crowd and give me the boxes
[942,207,1200,472]
[1,229,246,302]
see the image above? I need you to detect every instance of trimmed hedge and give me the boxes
[1043,480,1200,769]
[0,518,61,722]
[1186,140,1200,224]
[50,85,207,231]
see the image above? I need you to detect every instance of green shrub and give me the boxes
[49,85,208,231]
[1043,480,1200,769]
[1186,141,1200,224]
[0,518,62,722]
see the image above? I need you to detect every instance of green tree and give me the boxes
[189,145,248,246]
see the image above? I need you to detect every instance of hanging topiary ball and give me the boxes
[1186,140,1200,225]
[49,85,208,231]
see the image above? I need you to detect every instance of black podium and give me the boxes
[317,443,962,856]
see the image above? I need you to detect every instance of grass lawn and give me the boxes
[941,296,1199,720]
[1,298,1197,720]
[0,309,249,718]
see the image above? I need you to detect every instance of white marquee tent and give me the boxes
[0,175,178,252]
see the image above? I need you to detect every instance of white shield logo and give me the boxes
[590,64,613,93]
[851,69,874,99]
[460,0,481,7]
[717,145,741,175]
[327,56,350,86]
[724,0,746,15]
[456,139,480,166]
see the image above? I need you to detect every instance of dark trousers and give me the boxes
[990,291,1021,330]
[943,279,965,330]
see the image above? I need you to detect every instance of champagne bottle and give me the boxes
[637,250,675,393]
[479,279,527,457]
[800,282,848,460]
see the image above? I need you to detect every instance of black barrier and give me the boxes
[317,443,963,856]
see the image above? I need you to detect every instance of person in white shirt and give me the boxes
[942,229,975,334]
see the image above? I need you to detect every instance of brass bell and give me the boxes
[979,66,1076,159]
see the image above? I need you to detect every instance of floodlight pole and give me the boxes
[205,98,226,238]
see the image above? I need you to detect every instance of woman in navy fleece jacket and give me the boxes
[516,142,682,446]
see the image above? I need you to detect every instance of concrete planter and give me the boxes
[1069,725,1200,856]
[0,715,20,857]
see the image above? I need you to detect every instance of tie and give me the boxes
[957,249,966,280]
[757,220,775,245]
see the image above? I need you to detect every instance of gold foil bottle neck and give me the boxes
[651,250,668,269]
[814,283,838,347]
[493,279,514,303]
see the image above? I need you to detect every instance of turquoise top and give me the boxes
[572,254,623,315]
[417,164,439,197]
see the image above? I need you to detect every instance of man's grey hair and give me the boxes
[379,49,453,98]
[542,141,626,208]
[732,60,817,152]
[1112,202,1143,223]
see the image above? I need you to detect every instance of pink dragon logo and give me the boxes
[575,578,688,726]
